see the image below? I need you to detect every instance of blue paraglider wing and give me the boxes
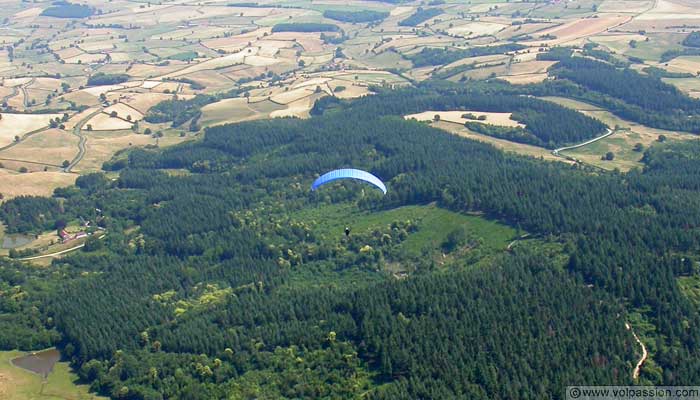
[311,169,387,194]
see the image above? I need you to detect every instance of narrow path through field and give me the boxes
[0,157,61,168]
[20,78,34,108]
[626,322,647,380]
[551,128,614,166]
[0,125,51,152]
[0,85,17,105]
[506,233,530,250]
[18,234,106,261]
[64,109,102,172]
[552,128,614,155]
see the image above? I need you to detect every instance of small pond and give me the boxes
[11,348,61,379]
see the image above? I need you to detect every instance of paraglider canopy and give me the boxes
[311,168,387,194]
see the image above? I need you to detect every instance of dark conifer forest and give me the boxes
[2,82,700,399]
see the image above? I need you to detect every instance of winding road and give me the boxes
[64,109,102,172]
[552,128,614,157]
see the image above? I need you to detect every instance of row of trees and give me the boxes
[322,10,388,23]
[407,44,525,67]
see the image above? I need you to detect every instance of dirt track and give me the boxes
[626,323,648,380]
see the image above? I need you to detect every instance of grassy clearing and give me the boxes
[292,202,516,256]
[560,130,645,171]
[283,202,517,289]
[0,128,79,166]
[541,96,693,171]
[0,350,105,400]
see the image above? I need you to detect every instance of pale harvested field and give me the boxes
[464,64,510,80]
[512,50,544,63]
[127,63,187,79]
[662,78,700,97]
[64,107,101,130]
[64,53,107,64]
[0,86,13,99]
[300,53,334,65]
[269,93,323,119]
[141,81,162,89]
[103,103,144,121]
[599,0,653,13]
[0,113,60,147]
[30,77,63,92]
[259,39,295,50]
[447,22,509,38]
[222,64,266,81]
[405,111,525,128]
[121,92,175,114]
[443,54,510,70]
[79,41,115,52]
[55,47,83,60]
[501,73,548,84]
[162,48,256,78]
[108,52,132,63]
[86,112,134,131]
[331,83,370,99]
[666,56,700,74]
[469,3,509,13]
[590,33,647,53]
[268,32,325,53]
[507,60,556,75]
[247,99,287,114]
[391,6,413,16]
[149,81,179,93]
[431,120,563,162]
[495,23,556,40]
[292,77,331,90]
[153,25,230,41]
[258,45,282,58]
[74,131,182,172]
[3,77,31,87]
[0,128,78,166]
[62,90,99,107]
[270,87,315,104]
[201,98,259,126]
[92,5,258,26]
[203,34,264,52]
[82,84,125,96]
[634,0,699,20]
[525,16,631,45]
[13,7,43,18]
[0,170,77,200]
[6,93,24,109]
[176,71,233,92]
[376,36,454,52]
[245,55,282,67]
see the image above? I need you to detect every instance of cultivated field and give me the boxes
[405,111,524,128]
[0,170,76,200]
[0,113,60,147]
[0,0,695,199]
